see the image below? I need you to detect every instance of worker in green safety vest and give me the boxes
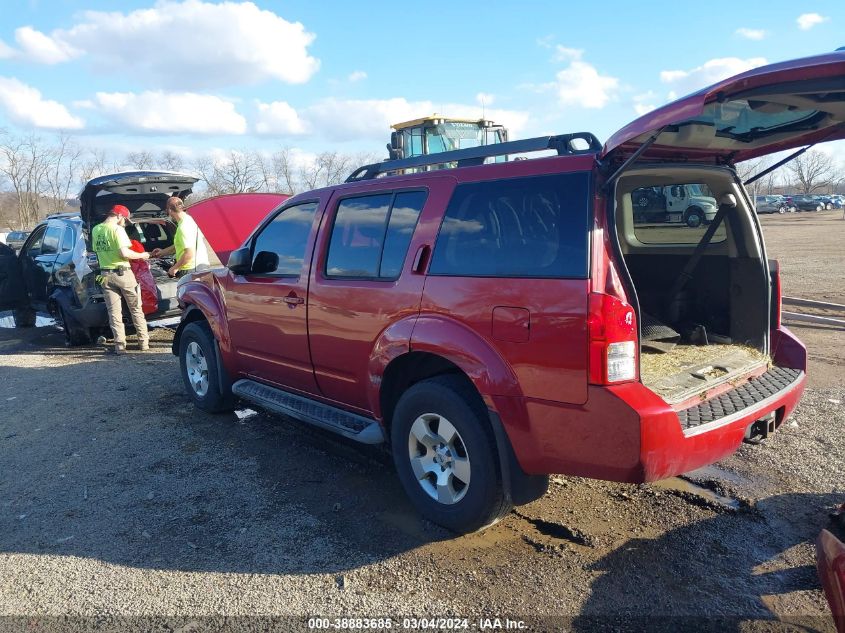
[91,204,150,354]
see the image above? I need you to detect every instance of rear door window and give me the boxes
[429,173,590,278]
[630,182,725,244]
[325,190,426,279]
[251,201,319,276]
[60,226,75,252]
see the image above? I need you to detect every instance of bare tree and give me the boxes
[271,148,297,194]
[43,132,83,213]
[0,132,51,228]
[78,148,111,186]
[787,149,836,193]
[126,150,156,170]
[159,150,184,172]
[193,150,266,195]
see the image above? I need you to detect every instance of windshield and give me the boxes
[686,184,714,197]
[425,121,486,153]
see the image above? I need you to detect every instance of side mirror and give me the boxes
[227,247,252,275]
[251,250,279,275]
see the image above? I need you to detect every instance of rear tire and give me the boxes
[13,304,36,327]
[391,375,512,533]
[178,321,234,413]
[58,306,91,346]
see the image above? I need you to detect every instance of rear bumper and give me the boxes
[494,328,807,483]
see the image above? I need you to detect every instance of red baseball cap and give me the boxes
[111,204,131,219]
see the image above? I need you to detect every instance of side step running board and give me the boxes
[232,379,385,445]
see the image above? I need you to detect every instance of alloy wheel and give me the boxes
[185,341,209,397]
[407,413,471,505]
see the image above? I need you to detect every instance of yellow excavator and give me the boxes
[387,115,509,160]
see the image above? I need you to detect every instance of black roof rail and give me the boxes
[345,132,602,182]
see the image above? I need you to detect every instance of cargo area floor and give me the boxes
[641,344,770,405]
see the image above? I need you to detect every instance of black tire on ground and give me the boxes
[778,206,786,214]
[13,304,36,327]
[391,375,512,533]
[58,306,91,346]
[685,208,704,228]
[178,321,234,413]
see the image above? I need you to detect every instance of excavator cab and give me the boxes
[388,116,509,161]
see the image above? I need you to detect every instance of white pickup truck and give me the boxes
[632,184,718,227]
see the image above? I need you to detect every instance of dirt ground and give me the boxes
[0,210,843,632]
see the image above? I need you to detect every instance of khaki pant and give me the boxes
[101,268,148,350]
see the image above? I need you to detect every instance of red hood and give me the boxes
[188,193,290,264]
[603,52,845,164]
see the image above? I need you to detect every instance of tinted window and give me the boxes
[60,226,75,252]
[252,201,319,276]
[380,191,426,278]
[326,191,426,279]
[326,194,392,278]
[41,225,62,255]
[430,173,590,278]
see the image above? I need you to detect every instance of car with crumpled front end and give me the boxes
[3,172,198,345]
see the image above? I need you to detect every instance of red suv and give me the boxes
[175,52,843,532]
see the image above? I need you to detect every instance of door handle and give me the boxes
[283,295,304,306]
[412,244,431,274]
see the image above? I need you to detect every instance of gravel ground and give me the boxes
[0,212,843,632]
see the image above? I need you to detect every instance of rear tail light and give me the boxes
[769,259,781,329]
[588,292,638,384]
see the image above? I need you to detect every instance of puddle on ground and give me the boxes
[0,310,55,328]
[685,464,748,486]
[651,477,742,511]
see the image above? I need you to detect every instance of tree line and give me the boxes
[0,130,380,230]
[0,128,843,231]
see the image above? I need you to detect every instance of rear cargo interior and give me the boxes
[614,166,771,405]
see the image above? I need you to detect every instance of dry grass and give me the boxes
[641,343,769,383]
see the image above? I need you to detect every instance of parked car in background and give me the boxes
[754,195,787,214]
[5,230,30,252]
[791,194,824,212]
[3,172,200,344]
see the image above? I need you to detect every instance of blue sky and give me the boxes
[0,0,843,165]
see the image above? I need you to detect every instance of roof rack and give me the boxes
[345,132,602,182]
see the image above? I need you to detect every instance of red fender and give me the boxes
[409,315,522,400]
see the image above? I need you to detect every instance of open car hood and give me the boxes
[602,52,845,164]
[188,192,290,265]
[79,171,199,225]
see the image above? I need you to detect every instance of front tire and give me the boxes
[391,375,511,533]
[685,208,704,228]
[179,321,234,413]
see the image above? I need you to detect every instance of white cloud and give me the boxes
[660,57,767,97]
[0,77,84,129]
[554,46,583,62]
[347,70,367,83]
[735,27,766,40]
[633,92,657,116]
[13,26,80,64]
[93,91,247,134]
[0,39,16,59]
[797,13,829,30]
[555,61,619,109]
[9,1,319,89]
[302,98,528,142]
[255,101,308,135]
